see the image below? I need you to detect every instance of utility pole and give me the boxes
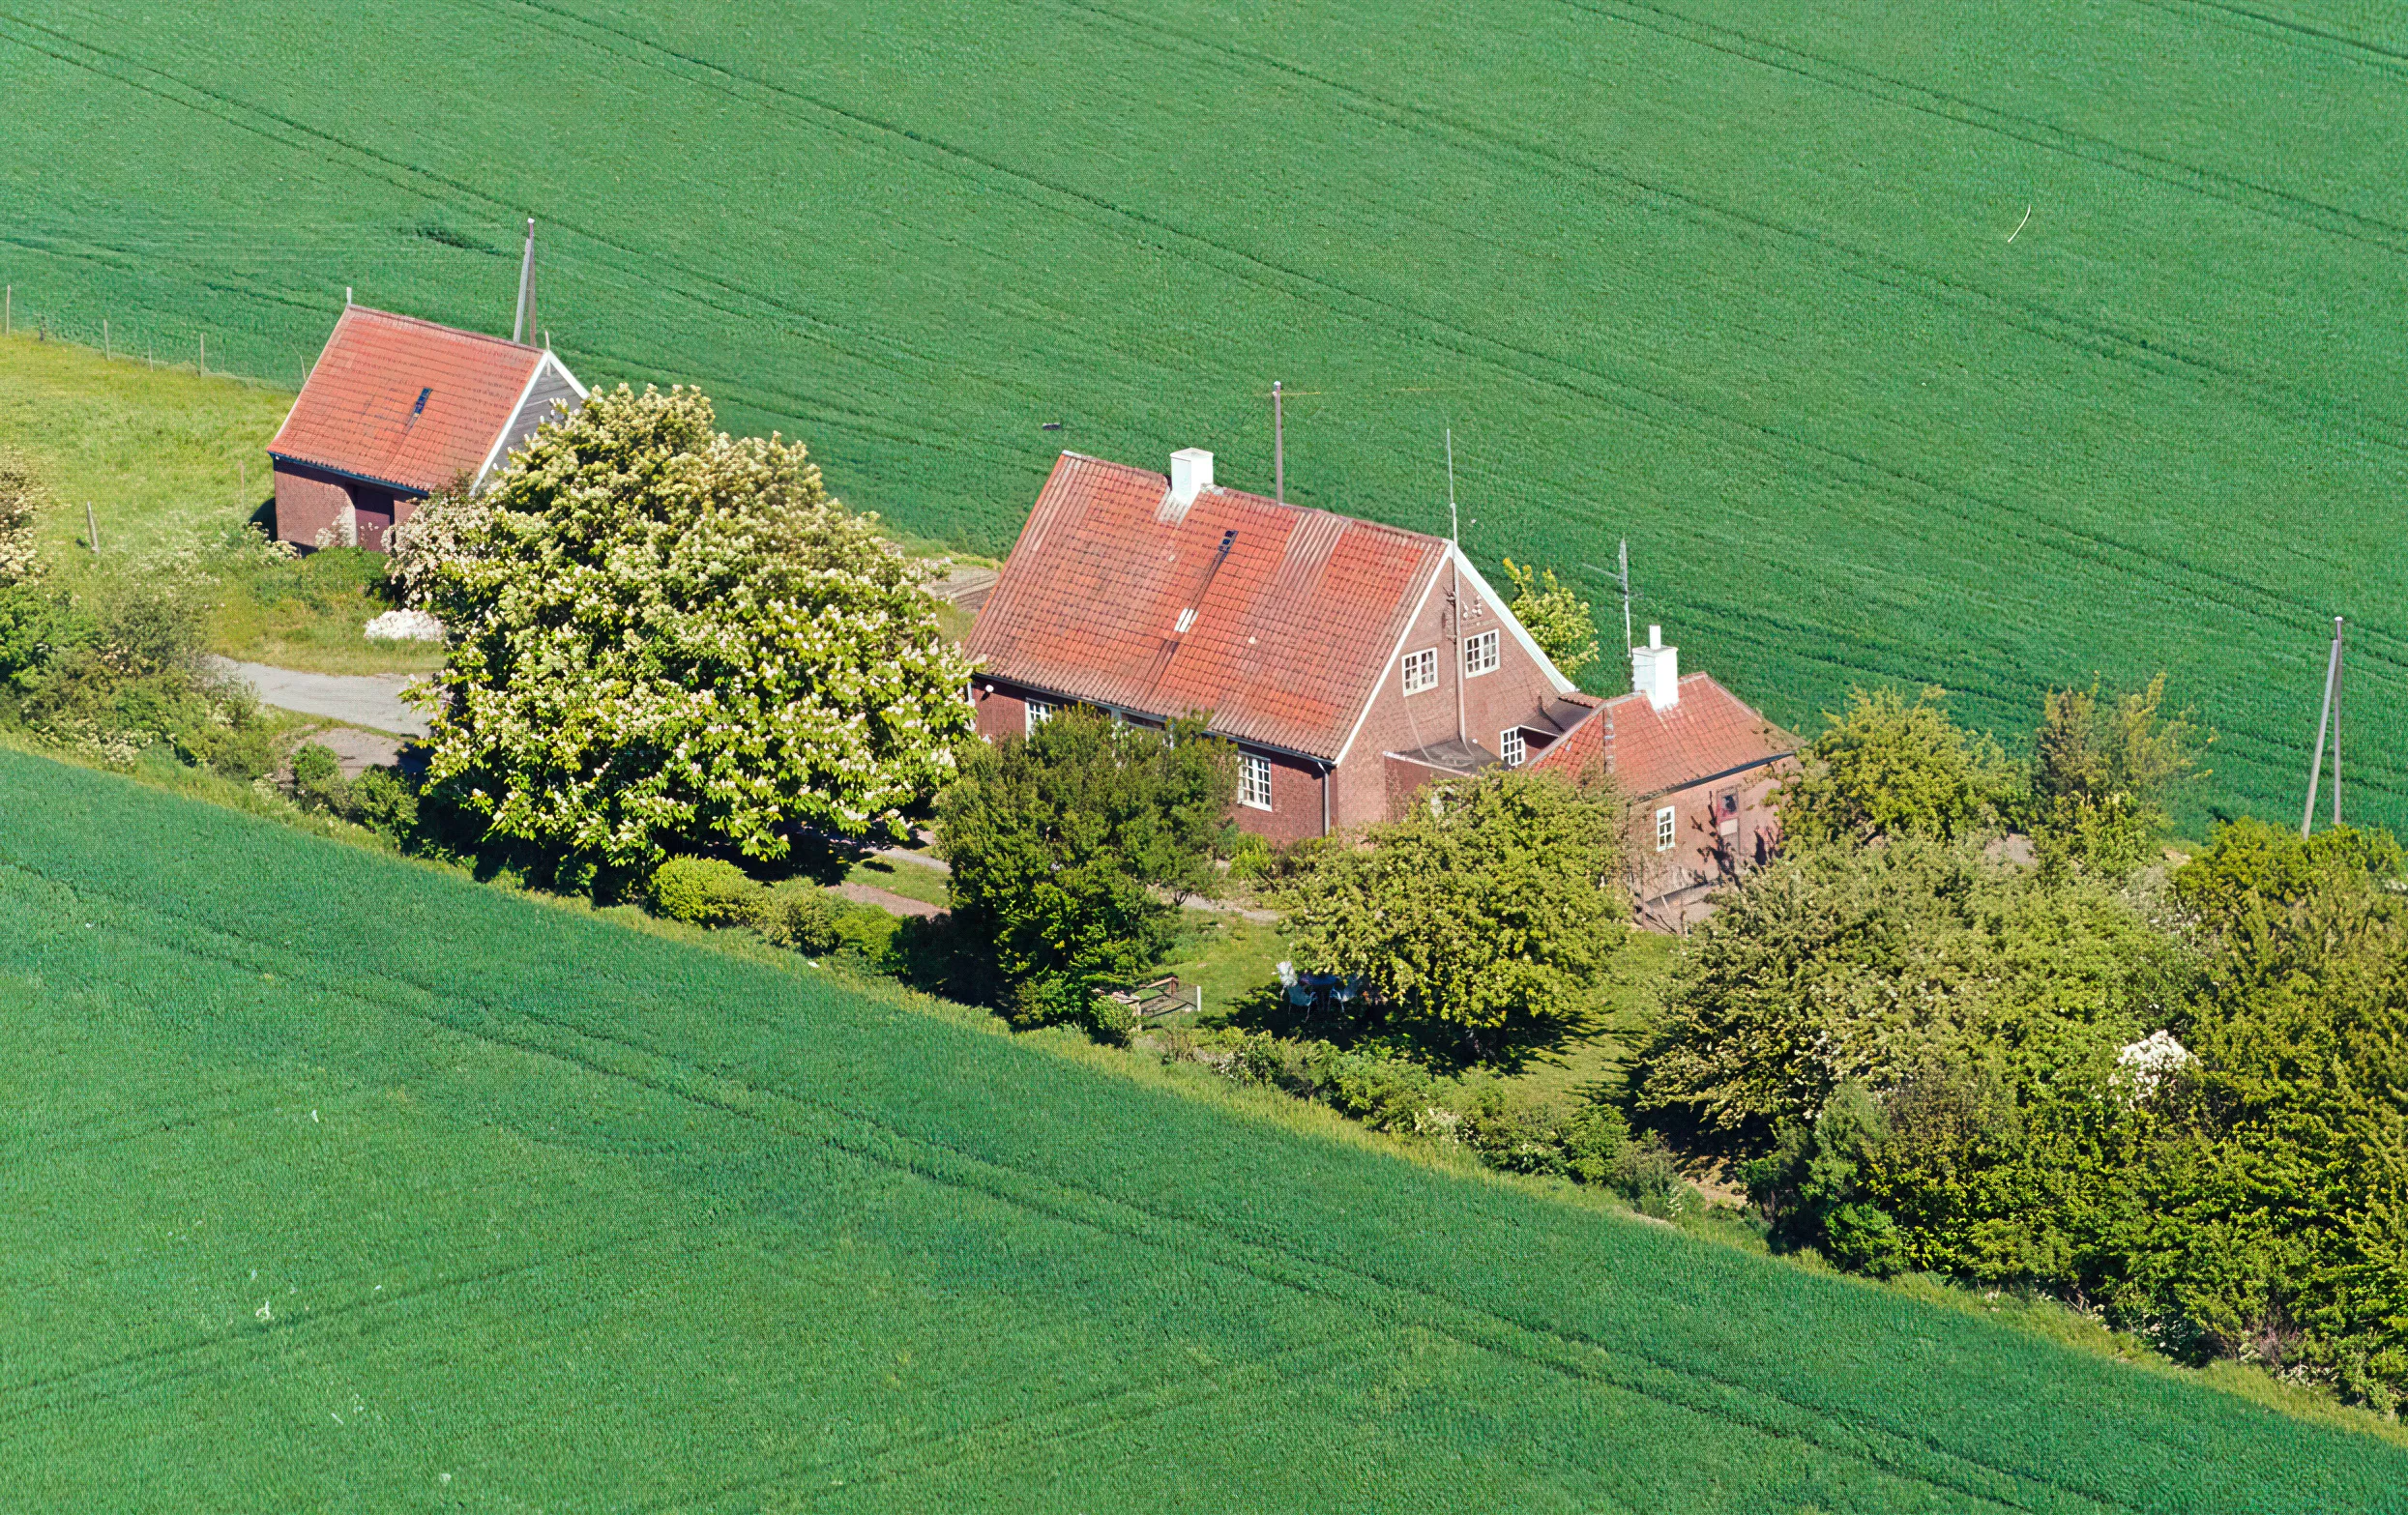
[1447,427,1465,747]
[1272,379,1284,505]
[514,218,538,344]
[4,284,9,335]
[103,319,108,361]
[2303,615,2345,836]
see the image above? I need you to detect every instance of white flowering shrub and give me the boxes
[0,449,42,586]
[409,384,975,873]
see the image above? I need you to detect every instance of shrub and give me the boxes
[757,883,845,954]
[346,767,422,841]
[650,856,765,926]
[290,743,348,813]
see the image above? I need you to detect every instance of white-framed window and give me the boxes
[1656,805,1678,853]
[1025,697,1057,735]
[1464,629,1500,678]
[1401,647,1439,695]
[1499,728,1526,769]
[1238,753,1275,811]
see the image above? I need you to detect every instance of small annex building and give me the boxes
[267,306,584,552]
[1530,627,1796,920]
[964,449,1593,841]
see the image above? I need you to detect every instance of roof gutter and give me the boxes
[1627,750,1797,803]
[266,452,436,498]
[976,676,1338,765]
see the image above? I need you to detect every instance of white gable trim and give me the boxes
[470,352,581,487]
[1333,555,1450,769]
[1454,549,1578,696]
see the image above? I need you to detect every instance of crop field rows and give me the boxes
[6,0,2408,829]
[0,747,2401,1507]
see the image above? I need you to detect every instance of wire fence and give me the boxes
[0,280,319,393]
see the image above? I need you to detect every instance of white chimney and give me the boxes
[1169,448,1214,509]
[1630,624,1679,710]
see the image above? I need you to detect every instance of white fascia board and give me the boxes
[472,355,551,488]
[1455,548,1578,695]
[1333,555,1450,769]
[548,351,589,400]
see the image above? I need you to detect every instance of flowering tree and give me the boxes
[401,384,974,876]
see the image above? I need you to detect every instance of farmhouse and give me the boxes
[267,306,584,551]
[966,449,1589,840]
[1530,628,1795,919]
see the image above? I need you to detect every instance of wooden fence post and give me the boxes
[84,503,100,554]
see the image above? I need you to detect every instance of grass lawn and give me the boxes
[2,743,2400,1509]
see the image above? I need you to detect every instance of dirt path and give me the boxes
[206,656,429,737]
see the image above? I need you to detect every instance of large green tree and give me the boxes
[398,384,973,879]
[2030,674,2200,879]
[1777,685,2017,847]
[936,707,1235,1030]
[1281,768,1623,1056]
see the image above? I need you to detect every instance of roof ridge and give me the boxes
[1053,452,1449,551]
[345,305,541,355]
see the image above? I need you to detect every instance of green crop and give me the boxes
[0,747,2400,1507]
[0,1,2400,832]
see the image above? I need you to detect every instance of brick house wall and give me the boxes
[272,459,423,552]
[1333,567,1571,827]
[1626,765,1787,905]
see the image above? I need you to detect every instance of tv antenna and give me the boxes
[1446,427,1465,745]
[1616,539,1633,652]
[2303,615,2345,836]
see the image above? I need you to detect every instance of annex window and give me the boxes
[1238,753,1275,811]
[1025,697,1057,735]
[1401,647,1439,695]
[1499,727,1527,769]
[1464,629,1500,678]
[1655,804,1678,853]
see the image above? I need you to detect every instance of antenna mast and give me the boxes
[1272,380,1284,505]
[514,218,537,345]
[2303,615,2345,836]
[1447,428,1465,747]
[1617,538,1633,652]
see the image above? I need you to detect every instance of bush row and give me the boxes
[1159,1027,1692,1218]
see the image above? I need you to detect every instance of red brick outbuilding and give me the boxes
[1531,633,1796,920]
[267,306,584,551]
[964,450,1591,841]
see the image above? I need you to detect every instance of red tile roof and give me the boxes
[1533,673,1793,797]
[270,306,546,493]
[965,452,1452,759]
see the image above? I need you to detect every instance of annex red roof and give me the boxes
[270,306,548,492]
[966,452,1452,759]
[1534,673,1793,798]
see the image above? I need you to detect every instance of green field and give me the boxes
[5,1,2406,830]
[2,748,2403,1509]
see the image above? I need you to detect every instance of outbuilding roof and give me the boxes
[965,452,1457,760]
[1532,673,1793,798]
[269,306,569,493]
